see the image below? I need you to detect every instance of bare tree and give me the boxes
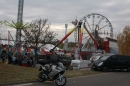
[21,18,58,66]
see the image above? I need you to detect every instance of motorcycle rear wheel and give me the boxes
[55,75,67,86]
[38,72,47,82]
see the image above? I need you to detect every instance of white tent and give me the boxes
[40,44,60,52]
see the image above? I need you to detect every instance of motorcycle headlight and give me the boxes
[97,62,103,66]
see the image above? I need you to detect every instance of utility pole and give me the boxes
[16,0,24,45]
[64,24,68,51]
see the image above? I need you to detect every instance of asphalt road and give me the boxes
[4,71,130,86]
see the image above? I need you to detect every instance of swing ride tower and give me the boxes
[16,0,24,44]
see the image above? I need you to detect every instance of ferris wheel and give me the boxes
[73,13,113,50]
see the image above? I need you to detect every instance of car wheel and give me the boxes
[127,67,130,72]
[102,67,109,72]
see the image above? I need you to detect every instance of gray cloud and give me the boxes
[0,0,130,42]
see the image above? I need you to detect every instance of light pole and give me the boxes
[64,24,68,51]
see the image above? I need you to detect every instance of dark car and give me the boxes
[89,53,103,63]
[91,55,130,72]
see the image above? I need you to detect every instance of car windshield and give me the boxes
[90,53,103,60]
[99,55,110,61]
[93,56,102,60]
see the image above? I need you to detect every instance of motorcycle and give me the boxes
[38,59,67,86]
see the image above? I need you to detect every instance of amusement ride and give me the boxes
[0,0,114,65]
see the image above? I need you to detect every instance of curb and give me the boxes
[0,81,38,86]
[79,66,91,69]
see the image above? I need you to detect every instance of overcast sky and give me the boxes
[0,0,130,44]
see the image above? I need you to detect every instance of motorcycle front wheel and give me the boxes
[38,72,47,82]
[55,75,67,86]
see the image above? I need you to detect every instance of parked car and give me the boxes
[90,53,115,64]
[91,54,130,72]
[89,53,103,63]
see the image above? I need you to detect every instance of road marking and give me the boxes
[12,83,33,86]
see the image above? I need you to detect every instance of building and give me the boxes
[105,37,119,54]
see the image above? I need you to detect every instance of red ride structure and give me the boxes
[51,13,113,60]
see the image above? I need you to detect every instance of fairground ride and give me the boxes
[52,13,113,60]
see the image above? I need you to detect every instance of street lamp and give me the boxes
[64,24,68,50]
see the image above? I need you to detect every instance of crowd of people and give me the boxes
[0,53,34,67]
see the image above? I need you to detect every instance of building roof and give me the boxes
[106,37,117,42]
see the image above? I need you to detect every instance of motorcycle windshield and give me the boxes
[58,62,65,71]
